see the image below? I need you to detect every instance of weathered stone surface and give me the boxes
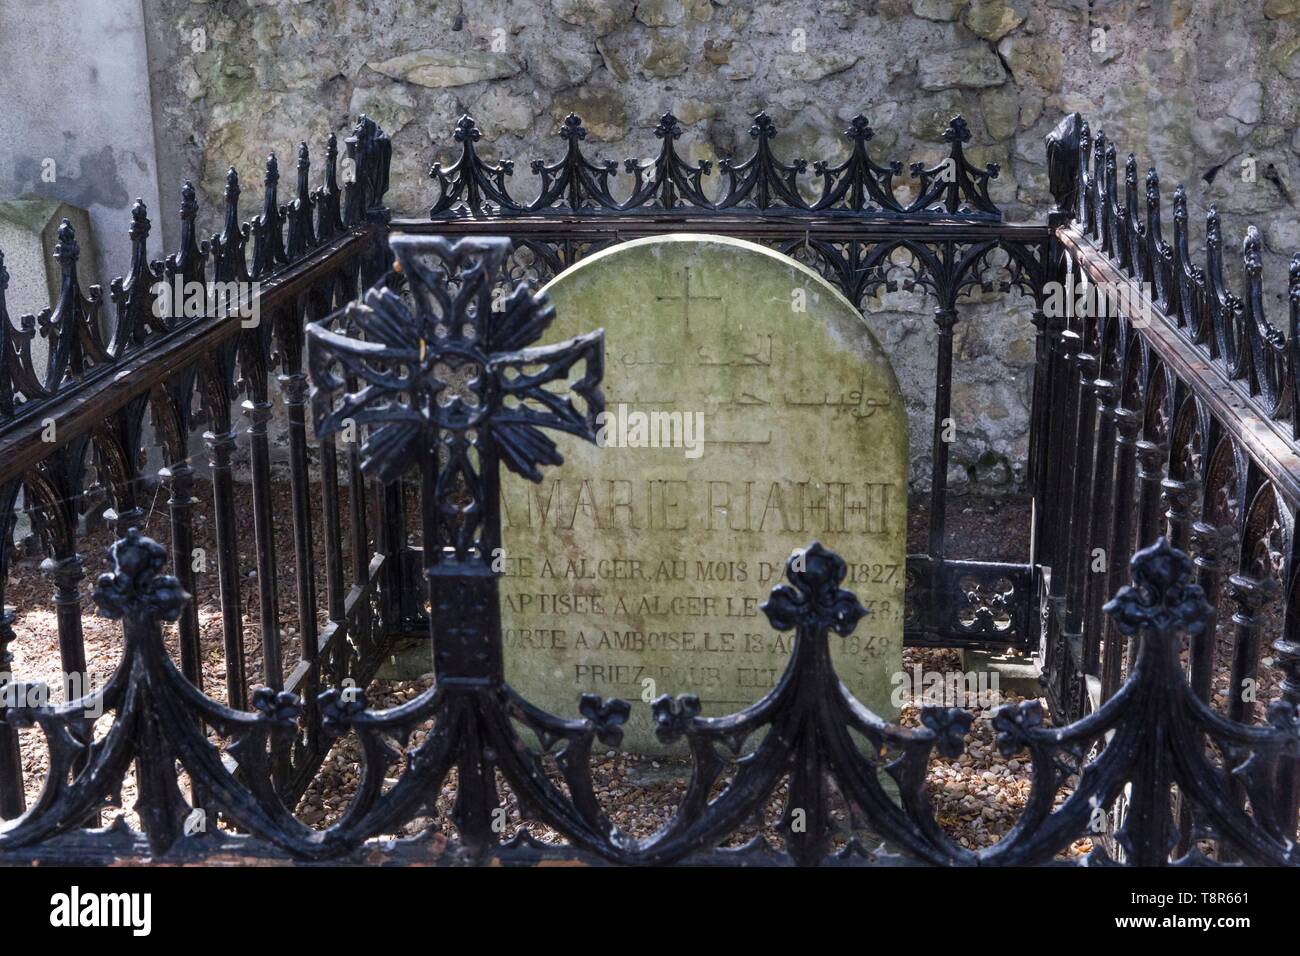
[703,38,732,65]
[553,0,633,35]
[1190,117,1237,158]
[980,86,1020,140]
[501,235,907,751]
[685,0,713,22]
[720,43,758,80]
[367,49,519,87]
[918,47,1006,90]
[1227,81,1263,125]
[1250,124,1289,150]
[911,0,965,20]
[674,98,725,126]
[997,35,1062,89]
[641,36,689,77]
[1264,218,1300,255]
[635,0,686,27]
[962,0,1026,40]
[909,91,979,140]
[554,88,628,140]
[348,85,417,137]
[528,34,598,89]
[595,34,634,81]
[1273,36,1300,79]
[468,85,540,135]
[774,50,860,82]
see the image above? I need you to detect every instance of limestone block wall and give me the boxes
[136,0,1299,492]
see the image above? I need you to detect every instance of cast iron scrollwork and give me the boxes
[7,520,1298,864]
[427,111,1003,221]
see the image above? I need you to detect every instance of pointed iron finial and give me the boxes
[179,180,198,219]
[129,198,150,240]
[943,115,972,143]
[54,219,79,263]
[845,114,874,141]
[453,114,481,142]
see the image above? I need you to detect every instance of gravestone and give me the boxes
[0,199,103,548]
[0,199,103,371]
[499,234,907,753]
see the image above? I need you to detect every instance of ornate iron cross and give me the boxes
[307,235,603,680]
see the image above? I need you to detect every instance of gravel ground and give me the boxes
[294,644,1092,857]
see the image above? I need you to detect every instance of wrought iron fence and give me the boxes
[0,107,1295,865]
[413,109,1053,652]
[1041,113,1300,743]
[0,116,394,816]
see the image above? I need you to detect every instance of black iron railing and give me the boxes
[0,107,1295,864]
[1041,113,1300,745]
[413,110,1052,651]
[0,116,394,814]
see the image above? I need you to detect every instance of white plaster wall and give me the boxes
[0,0,164,313]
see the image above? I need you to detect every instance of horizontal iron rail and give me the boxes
[0,226,372,484]
[394,215,1052,243]
[1057,222,1300,504]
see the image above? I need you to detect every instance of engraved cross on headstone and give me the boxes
[307,234,604,680]
[655,266,724,336]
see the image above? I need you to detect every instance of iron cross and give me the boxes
[307,235,604,561]
[307,235,604,680]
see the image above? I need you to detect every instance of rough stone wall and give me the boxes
[141,0,1300,492]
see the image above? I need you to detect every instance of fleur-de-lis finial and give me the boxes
[560,113,587,140]
[750,111,777,139]
[760,542,867,637]
[920,706,972,759]
[54,219,79,263]
[992,699,1044,757]
[1103,536,1212,637]
[943,116,972,143]
[128,198,150,241]
[651,693,701,744]
[655,111,682,139]
[1244,225,1263,275]
[578,693,630,747]
[251,685,303,728]
[454,114,482,143]
[179,180,198,219]
[92,528,190,623]
[845,114,874,141]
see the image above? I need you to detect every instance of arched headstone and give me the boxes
[501,234,907,752]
